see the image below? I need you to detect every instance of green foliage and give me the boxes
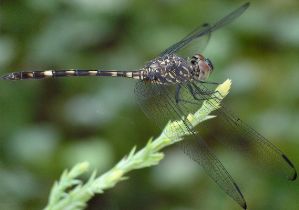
[44,80,231,210]
[1,1,299,209]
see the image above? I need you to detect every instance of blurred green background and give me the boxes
[0,0,299,209]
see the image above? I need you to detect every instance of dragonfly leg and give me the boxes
[197,80,220,85]
[175,85,182,104]
[175,84,201,105]
[188,84,217,100]
[191,82,224,101]
[175,83,220,106]
[187,84,200,100]
[174,84,204,106]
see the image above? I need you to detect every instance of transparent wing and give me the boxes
[159,2,250,57]
[185,82,297,181]
[134,81,247,209]
[160,23,212,58]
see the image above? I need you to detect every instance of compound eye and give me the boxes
[191,55,198,65]
[205,58,214,70]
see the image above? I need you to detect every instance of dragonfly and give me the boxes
[1,2,297,209]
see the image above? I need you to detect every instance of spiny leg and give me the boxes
[188,83,219,101]
[174,83,221,107]
[174,84,202,104]
[196,80,220,85]
[174,84,212,106]
[175,85,182,104]
[192,83,217,96]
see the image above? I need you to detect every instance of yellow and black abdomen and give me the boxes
[1,69,144,80]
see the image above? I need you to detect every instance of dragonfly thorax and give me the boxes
[190,53,214,82]
[142,53,214,85]
[143,54,201,84]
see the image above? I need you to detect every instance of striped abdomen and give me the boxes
[1,69,144,80]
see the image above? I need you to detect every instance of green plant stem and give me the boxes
[43,79,232,210]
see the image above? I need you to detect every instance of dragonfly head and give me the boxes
[190,54,214,81]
